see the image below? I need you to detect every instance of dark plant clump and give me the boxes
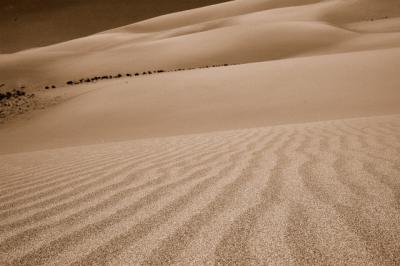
[16,90,26,96]
[0,90,28,101]
[61,63,230,88]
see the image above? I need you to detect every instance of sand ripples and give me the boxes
[1,115,400,265]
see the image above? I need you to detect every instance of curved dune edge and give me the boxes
[0,114,399,265]
[1,47,400,154]
[1,0,400,87]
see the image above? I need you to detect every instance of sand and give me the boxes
[1,115,400,265]
[1,0,400,264]
[1,0,400,88]
[1,47,400,154]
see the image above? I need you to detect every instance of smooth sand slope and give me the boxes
[1,115,400,265]
[0,0,231,53]
[1,0,400,87]
[1,47,400,154]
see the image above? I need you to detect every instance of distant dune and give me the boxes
[1,0,400,87]
[0,0,230,53]
[0,0,400,264]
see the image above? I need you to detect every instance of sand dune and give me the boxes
[1,0,400,87]
[1,47,400,154]
[0,115,400,265]
[1,0,400,264]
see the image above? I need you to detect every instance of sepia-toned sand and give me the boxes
[1,115,400,265]
[1,0,400,87]
[1,47,400,154]
[1,0,400,264]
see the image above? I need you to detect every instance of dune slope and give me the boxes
[1,115,400,265]
[1,0,400,264]
[1,47,400,154]
[1,0,400,87]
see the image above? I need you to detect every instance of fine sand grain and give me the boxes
[1,0,400,264]
[0,115,399,265]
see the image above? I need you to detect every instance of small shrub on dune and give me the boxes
[67,81,73,85]
[135,73,139,76]
[45,86,49,90]
[52,85,56,89]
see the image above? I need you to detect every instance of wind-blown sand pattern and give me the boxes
[1,115,400,265]
[1,0,400,264]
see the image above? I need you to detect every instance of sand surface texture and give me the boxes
[1,0,400,264]
[1,115,400,265]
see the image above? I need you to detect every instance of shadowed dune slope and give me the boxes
[1,0,400,87]
[0,115,400,265]
[1,47,400,154]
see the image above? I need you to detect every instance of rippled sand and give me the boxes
[1,115,399,265]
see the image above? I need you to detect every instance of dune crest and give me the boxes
[1,0,400,87]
